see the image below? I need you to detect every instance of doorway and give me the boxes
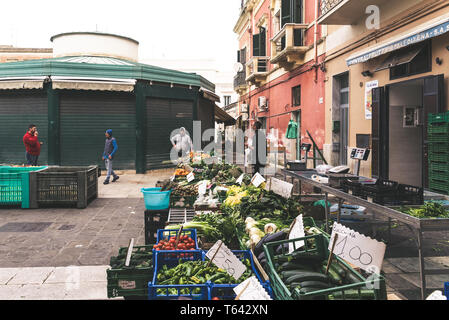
[371,74,444,188]
[293,110,301,160]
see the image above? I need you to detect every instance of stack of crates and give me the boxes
[428,112,449,195]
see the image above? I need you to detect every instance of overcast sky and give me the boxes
[0,0,241,72]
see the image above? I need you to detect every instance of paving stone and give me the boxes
[384,273,419,291]
[0,268,20,285]
[7,267,54,285]
[387,257,448,273]
[399,273,449,290]
[0,284,23,300]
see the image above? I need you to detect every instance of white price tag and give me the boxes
[236,174,244,185]
[269,178,293,199]
[206,240,247,280]
[328,223,386,273]
[251,173,266,187]
[198,181,207,195]
[288,214,305,253]
[187,172,195,182]
[170,175,175,182]
[233,276,272,300]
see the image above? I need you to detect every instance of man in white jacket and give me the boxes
[170,127,193,158]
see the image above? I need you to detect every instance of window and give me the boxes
[390,41,431,80]
[237,47,247,64]
[281,0,303,48]
[292,85,301,106]
[253,27,266,57]
[224,96,231,106]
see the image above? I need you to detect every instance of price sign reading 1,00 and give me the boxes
[333,234,374,266]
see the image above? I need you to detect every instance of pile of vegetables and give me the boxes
[223,186,249,207]
[109,247,153,269]
[174,168,190,176]
[399,202,449,219]
[155,258,254,296]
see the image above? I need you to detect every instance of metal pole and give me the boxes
[324,193,330,233]
[417,230,426,300]
[337,199,343,224]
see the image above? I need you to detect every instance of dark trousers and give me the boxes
[26,152,39,166]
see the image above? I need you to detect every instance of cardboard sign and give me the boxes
[236,174,244,185]
[206,240,247,280]
[328,222,386,273]
[288,214,305,254]
[251,172,266,188]
[233,276,272,300]
[187,172,195,183]
[269,178,293,199]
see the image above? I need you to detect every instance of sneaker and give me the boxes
[112,176,120,183]
[103,180,110,185]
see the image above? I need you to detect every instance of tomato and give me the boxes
[212,297,220,300]
[155,248,160,251]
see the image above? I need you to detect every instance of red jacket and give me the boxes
[23,132,41,156]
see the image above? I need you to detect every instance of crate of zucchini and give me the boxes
[148,250,272,300]
[107,245,154,299]
[263,234,386,300]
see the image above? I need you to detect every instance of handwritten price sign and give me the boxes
[329,223,386,273]
[233,276,272,300]
[187,172,195,182]
[269,178,293,199]
[288,214,305,254]
[206,240,247,280]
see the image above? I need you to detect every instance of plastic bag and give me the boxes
[316,165,333,175]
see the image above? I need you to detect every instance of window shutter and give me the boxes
[293,0,303,23]
[237,50,241,63]
[253,34,260,57]
[281,0,291,27]
[259,28,266,56]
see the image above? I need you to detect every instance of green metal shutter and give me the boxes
[253,34,261,57]
[0,91,48,165]
[146,98,193,169]
[259,27,266,56]
[60,92,136,169]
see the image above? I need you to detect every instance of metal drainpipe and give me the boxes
[314,0,319,83]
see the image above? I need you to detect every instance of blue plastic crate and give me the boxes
[445,282,449,300]
[149,250,273,300]
[156,228,199,249]
[148,250,210,300]
[141,188,172,210]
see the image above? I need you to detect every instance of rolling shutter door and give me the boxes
[60,92,136,169]
[0,92,48,165]
[146,98,193,169]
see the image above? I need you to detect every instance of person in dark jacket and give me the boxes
[102,129,119,185]
[23,124,43,166]
[252,121,267,175]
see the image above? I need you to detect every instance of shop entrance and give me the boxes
[372,74,444,188]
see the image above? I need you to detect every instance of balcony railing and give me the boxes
[319,0,345,17]
[233,70,247,93]
[246,57,269,86]
[271,23,308,70]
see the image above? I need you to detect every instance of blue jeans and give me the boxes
[26,152,38,166]
[105,159,118,181]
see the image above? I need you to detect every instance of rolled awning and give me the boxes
[214,104,236,126]
[200,87,221,102]
[51,77,136,92]
[0,76,46,90]
[347,12,449,66]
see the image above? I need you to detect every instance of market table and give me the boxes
[282,169,449,300]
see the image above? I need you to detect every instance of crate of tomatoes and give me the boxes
[154,229,200,266]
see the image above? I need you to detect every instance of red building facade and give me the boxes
[233,0,326,161]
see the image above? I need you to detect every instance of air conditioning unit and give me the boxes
[258,96,268,111]
[241,103,248,113]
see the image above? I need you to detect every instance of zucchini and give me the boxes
[324,266,343,285]
[328,289,375,300]
[285,272,330,285]
[281,270,312,279]
[299,281,331,289]
[280,262,316,272]
[329,262,347,279]
[345,271,363,284]
[298,287,328,295]
[291,253,323,264]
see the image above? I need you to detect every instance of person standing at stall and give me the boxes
[23,124,43,166]
[102,129,119,185]
[170,127,193,158]
[252,121,267,175]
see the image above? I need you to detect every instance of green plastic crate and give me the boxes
[429,152,449,163]
[263,234,386,300]
[429,162,449,173]
[107,245,155,299]
[429,179,449,195]
[428,123,449,134]
[0,166,47,209]
[429,171,449,182]
[428,134,449,143]
[429,143,449,154]
[429,112,449,125]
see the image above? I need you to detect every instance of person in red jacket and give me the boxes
[23,124,43,166]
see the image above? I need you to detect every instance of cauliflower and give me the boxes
[264,223,277,234]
